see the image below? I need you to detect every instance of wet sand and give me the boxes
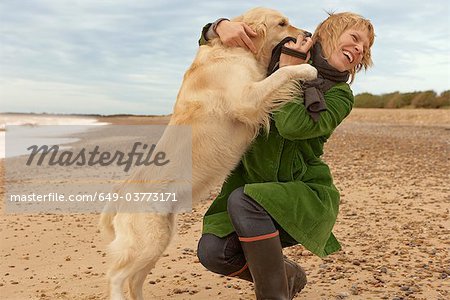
[1,108,449,299]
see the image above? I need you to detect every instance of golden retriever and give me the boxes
[100,7,317,300]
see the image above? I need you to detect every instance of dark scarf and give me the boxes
[268,39,350,122]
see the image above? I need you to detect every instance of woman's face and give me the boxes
[327,28,371,72]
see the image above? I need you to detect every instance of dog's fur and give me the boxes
[99,7,317,300]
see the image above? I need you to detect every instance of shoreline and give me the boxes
[2,107,449,126]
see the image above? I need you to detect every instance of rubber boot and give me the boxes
[238,231,289,300]
[284,257,307,298]
[230,257,307,299]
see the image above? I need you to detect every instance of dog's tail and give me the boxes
[99,210,117,240]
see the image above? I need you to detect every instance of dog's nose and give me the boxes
[304,31,312,38]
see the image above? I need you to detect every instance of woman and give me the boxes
[196,12,375,299]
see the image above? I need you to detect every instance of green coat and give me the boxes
[202,83,354,257]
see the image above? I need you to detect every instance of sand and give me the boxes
[0,108,449,299]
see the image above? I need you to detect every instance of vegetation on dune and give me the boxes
[354,90,450,108]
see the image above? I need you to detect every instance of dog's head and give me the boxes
[233,7,308,67]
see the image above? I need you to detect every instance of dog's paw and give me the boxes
[294,64,318,81]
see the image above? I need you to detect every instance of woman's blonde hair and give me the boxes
[312,12,375,82]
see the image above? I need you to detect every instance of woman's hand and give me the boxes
[279,34,313,67]
[215,20,257,54]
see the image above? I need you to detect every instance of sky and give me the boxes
[1,0,449,115]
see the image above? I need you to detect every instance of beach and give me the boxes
[0,108,449,299]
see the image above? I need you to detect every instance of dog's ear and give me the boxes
[249,22,267,40]
[232,14,267,40]
[232,14,267,56]
[247,21,266,57]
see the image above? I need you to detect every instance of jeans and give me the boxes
[197,186,296,276]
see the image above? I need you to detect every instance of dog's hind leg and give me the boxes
[108,252,161,300]
[108,255,157,300]
[128,262,156,300]
[108,268,129,300]
[107,213,175,300]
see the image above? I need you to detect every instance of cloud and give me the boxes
[1,0,449,114]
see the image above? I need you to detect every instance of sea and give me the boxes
[0,113,108,159]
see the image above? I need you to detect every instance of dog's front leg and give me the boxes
[249,64,317,102]
[232,64,317,125]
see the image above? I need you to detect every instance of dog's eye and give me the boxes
[278,20,287,27]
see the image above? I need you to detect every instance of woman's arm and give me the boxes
[199,19,312,67]
[198,18,227,45]
[198,19,256,53]
[273,83,354,140]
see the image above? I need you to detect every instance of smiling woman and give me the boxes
[312,12,375,79]
[326,28,371,72]
[196,10,376,299]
